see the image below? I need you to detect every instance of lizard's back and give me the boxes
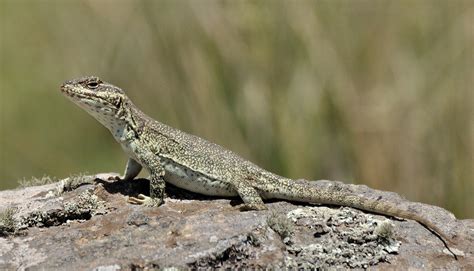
[142,117,281,196]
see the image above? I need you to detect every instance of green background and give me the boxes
[1,0,472,218]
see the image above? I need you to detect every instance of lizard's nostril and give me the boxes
[62,80,74,87]
[60,83,71,92]
[61,79,75,89]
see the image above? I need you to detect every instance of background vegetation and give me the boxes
[1,0,472,218]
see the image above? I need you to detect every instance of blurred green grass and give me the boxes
[0,0,472,218]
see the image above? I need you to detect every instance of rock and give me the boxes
[0,174,472,270]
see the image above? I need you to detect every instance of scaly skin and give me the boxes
[60,76,454,246]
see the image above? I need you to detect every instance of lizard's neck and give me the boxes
[107,100,145,143]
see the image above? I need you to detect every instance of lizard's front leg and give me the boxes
[128,152,166,207]
[110,158,142,182]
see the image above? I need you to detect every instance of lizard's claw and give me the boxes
[128,194,150,204]
[239,203,268,211]
[128,194,163,207]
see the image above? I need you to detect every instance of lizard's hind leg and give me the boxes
[234,181,267,211]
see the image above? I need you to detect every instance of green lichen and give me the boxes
[64,190,100,215]
[374,220,395,241]
[284,207,400,269]
[0,208,17,236]
[266,212,294,242]
[21,190,104,228]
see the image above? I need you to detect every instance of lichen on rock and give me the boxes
[284,206,401,269]
[0,208,17,236]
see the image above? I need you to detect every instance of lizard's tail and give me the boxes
[265,178,455,246]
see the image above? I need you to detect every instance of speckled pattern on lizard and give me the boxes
[60,76,454,248]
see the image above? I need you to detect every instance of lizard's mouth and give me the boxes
[61,84,108,104]
[61,84,121,113]
[60,84,82,97]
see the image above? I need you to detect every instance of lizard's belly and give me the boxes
[160,157,238,197]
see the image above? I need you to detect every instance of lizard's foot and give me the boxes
[128,194,163,207]
[239,203,268,211]
[108,175,135,183]
[108,175,124,182]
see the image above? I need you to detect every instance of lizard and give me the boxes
[60,76,455,247]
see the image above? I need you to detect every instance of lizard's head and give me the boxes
[61,76,128,117]
[61,76,129,126]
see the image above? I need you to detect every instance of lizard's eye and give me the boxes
[87,81,99,89]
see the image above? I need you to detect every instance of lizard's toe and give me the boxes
[127,194,148,204]
[108,175,122,182]
[128,194,163,207]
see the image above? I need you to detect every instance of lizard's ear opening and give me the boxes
[114,96,123,108]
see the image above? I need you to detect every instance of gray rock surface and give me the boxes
[0,173,472,270]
